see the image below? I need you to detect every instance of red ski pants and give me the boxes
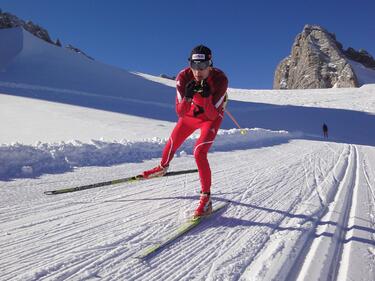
[160,115,223,193]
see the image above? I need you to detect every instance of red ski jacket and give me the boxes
[175,67,228,121]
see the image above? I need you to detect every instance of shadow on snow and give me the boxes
[2,80,374,147]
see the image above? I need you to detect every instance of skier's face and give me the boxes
[191,67,210,81]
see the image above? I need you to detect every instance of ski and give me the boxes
[135,201,229,259]
[43,169,198,195]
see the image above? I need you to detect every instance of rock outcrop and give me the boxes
[0,10,93,60]
[159,74,176,80]
[66,44,94,60]
[274,25,374,89]
[1,11,56,45]
[344,48,375,69]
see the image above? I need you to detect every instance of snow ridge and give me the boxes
[0,128,294,180]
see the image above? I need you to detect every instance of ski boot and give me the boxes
[142,165,168,179]
[193,192,212,219]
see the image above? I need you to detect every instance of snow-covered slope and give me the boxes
[0,27,177,121]
[1,27,374,146]
[349,59,375,85]
[0,27,374,281]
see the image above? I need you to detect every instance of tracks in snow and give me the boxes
[1,141,374,280]
[293,145,374,281]
[294,145,358,281]
[239,144,375,281]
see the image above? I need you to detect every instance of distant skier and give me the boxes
[142,45,228,218]
[323,123,328,138]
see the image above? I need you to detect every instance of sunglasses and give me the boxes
[190,60,211,70]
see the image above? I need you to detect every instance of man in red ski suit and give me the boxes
[143,45,228,218]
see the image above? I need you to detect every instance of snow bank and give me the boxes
[0,128,294,180]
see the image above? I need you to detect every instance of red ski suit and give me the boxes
[160,67,228,193]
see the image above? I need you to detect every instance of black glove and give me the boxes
[200,80,210,98]
[185,80,196,99]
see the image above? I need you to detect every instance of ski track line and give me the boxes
[292,145,358,281]
[45,198,185,270]
[0,145,268,278]
[290,144,350,281]
[187,143,340,278]
[113,143,338,280]
[301,144,348,209]
[3,217,140,280]
[235,143,349,281]
[1,140,350,281]
[108,174,245,280]
[18,211,162,276]
[200,165,294,279]
[64,170,206,276]
[103,153,282,275]
[188,158,319,281]
[337,146,375,281]
[362,154,375,201]
[63,182,192,275]
[1,173,196,280]
[3,184,212,280]
[2,187,172,241]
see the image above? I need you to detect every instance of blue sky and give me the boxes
[1,0,374,89]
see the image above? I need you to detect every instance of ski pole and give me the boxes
[225,109,247,135]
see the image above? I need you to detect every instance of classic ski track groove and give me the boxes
[2,140,373,281]
[235,143,347,280]
[279,144,359,281]
[110,142,347,280]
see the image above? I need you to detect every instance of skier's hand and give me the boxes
[200,80,210,98]
[185,80,196,99]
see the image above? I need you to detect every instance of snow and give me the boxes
[0,128,293,180]
[0,27,374,281]
[348,59,375,85]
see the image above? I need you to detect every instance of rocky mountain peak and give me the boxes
[274,24,374,89]
[0,10,93,60]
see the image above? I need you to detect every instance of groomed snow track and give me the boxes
[1,141,374,281]
[239,144,375,281]
[292,145,358,281]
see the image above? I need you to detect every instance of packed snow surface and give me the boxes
[0,27,374,281]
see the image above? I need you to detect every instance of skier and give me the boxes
[323,123,328,138]
[142,45,228,218]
